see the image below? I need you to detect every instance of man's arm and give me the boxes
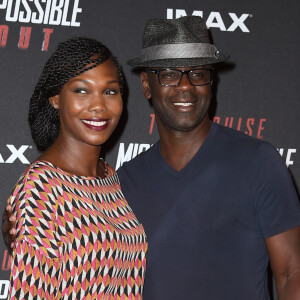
[2,204,17,251]
[265,226,300,300]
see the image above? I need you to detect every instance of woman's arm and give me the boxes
[10,239,61,299]
[2,204,17,251]
[8,170,61,299]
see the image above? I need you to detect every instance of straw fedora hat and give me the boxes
[127,16,230,68]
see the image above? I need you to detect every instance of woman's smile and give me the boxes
[81,118,110,131]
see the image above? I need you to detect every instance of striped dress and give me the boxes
[8,160,147,299]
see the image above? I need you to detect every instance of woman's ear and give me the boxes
[49,95,59,109]
[140,72,151,100]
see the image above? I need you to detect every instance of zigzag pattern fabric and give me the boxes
[8,161,147,299]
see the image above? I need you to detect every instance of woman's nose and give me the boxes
[88,93,107,113]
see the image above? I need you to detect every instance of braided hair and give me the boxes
[28,37,124,150]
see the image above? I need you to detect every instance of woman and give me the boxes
[7,37,147,299]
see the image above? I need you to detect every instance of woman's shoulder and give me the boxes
[8,161,59,206]
[15,160,63,192]
[19,160,62,182]
[12,161,50,186]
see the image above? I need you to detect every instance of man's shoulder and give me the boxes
[214,123,261,144]
[214,123,272,150]
[212,123,280,164]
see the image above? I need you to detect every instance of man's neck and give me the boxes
[158,117,211,171]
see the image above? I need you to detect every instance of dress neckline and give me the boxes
[33,159,110,181]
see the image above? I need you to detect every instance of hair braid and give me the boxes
[28,37,124,150]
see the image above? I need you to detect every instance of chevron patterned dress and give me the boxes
[8,161,147,299]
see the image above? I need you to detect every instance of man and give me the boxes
[3,16,300,299]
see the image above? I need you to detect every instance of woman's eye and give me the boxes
[73,88,87,94]
[105,89,119,95]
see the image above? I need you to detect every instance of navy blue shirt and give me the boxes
[117,123,300,300]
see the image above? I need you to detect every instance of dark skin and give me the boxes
[45,59,122,178]
[3,65,300,299]
[266,227,300,300]
[140,66,212,171]
[2,58,123,248]
[142,66,300,299]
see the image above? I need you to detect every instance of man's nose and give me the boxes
[175,73,195,91]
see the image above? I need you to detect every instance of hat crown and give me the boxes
[127,16,229,68]
[143,16,210,48]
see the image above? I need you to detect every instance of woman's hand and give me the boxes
[2,204,16,252]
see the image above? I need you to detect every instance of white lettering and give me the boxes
[1,145,30,164]
[206,12,226,31]
[43,0,51,24]
[138,144,151,153]
[227,13,250,32]
[0,280,9,299]
[132,143,139,159]
[49,0,64,25]
[175,9,186,19]
[166,8,173,19]
[277,148,297,168]
[116,143,134,170]
[70,0,81,27]
[167,9,251,32]
[2,0,82,26]
[31,0,45,24]
[286,149,297,168]
[19,0,31,23]
[61,0,70,26]
[6,0,20,22]
[0,0,8,9]
[278,148,284,156]
[167,8,204,19]
[115,143,152,170]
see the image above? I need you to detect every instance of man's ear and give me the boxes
[49,95,59,109]
[140,72,151,100]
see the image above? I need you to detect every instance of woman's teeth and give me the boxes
[173,103,194,106]
[82,120,107,126]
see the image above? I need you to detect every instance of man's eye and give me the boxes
[191,71,205,78]
[166,73,174,77]
[161,72,178,80]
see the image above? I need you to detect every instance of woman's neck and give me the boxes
[38,134,104,177]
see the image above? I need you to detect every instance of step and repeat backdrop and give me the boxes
[0,0,299,298]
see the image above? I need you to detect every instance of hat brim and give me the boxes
[127,53,230,68]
